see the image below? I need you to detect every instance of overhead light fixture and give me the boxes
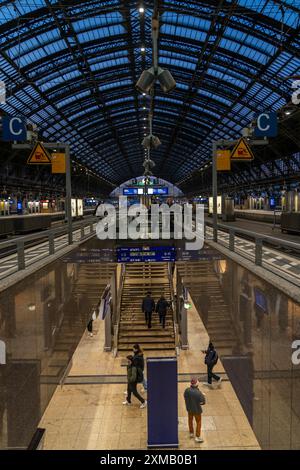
[136,67,156,94]
[139,6,145,13]
[142,134,161,149]
[136,66,176,94]
[157,67,176,93]
[141,46,146,52]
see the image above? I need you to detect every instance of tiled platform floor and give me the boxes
[39,296,260,451]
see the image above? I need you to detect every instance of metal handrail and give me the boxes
[0,216,97,249]
[0,216,98,276]
[113,263,126,356]
[205,219,300,252]
[167,263,180,352]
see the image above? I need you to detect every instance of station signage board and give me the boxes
[217,149,231,171]
[117,246,176,263]
[51,153,66,173]
[2,116,27,142]
[254,112,277,137]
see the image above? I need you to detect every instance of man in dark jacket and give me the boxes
[184,378,206,443]
[142,292,155,329]
[202,342,222,388]
[123,355,147,408]
[155,295,170,329]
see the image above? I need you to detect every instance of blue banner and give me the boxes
[117,246,175,262]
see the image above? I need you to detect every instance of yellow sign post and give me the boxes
[27,142,52,164]
[51,153,66,174]
[231,137,254,161]
[217,149,231,171]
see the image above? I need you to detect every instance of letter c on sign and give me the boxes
[9,117,23,136]
[257,113,270,132]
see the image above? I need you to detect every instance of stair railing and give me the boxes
[113,263,126,357]
[168,263,180,354]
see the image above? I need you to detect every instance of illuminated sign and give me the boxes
[117,246,175,263]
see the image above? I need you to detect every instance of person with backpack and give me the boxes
[202,342,222,388]
[123,355,147,409]
[142,292,155,329]
[132,343,147,392]
[155,295,170,329]
[184,378,206,443]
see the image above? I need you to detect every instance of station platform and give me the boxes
[38,296,260,450]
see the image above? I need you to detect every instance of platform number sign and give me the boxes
[2,116,27,141]
[254,112,278,138]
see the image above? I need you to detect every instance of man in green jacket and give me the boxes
[184,378,206,443]
[123,355,147,409]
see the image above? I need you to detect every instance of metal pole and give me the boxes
[65,144,73,245]
[212,140,218,242]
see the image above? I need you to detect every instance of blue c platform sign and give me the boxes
[254,112,277,137]
[2,116,26,141]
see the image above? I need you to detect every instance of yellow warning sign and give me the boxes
[51,153,66,174]
[231,138,254,161]
[27,142,52,164]
[217,149,231,171]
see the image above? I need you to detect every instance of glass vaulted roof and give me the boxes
[0,0,300,186]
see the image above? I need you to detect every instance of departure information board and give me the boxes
[117,246,175,263]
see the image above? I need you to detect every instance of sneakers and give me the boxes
[217,377,222,387]
[124,391,128,395]
[140,401,147,409]
[195,437,204,443]
[202,382,213,388]
[122,400,131,406]
[189,433,194,438]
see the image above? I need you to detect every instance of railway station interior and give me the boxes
[1,0,300,454]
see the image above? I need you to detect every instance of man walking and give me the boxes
[155,294,170,329]
[142,292,155,329]
[184,378,206,443]
[202,342,222,388]
[123,355,147,409]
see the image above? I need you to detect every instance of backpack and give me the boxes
[211,351,218,366]
[136,367,144,383]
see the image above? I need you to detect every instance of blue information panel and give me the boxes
[147,357,178,448]
[147,187,168,195]
[117,246,175,263]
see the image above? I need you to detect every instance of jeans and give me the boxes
[127,382,145,404]
[207,364,220,384]
[188,413,202,437]
[142,378,148,391]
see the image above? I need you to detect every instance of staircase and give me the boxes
[118,262,175,353]
[177,261,238,356]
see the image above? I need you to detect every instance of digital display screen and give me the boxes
[270,198,276,207]
[123,188,138,195]
[17,201,22,210]
[117,246,175,263]
[147,187,168,195]
[254,288,268,313]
